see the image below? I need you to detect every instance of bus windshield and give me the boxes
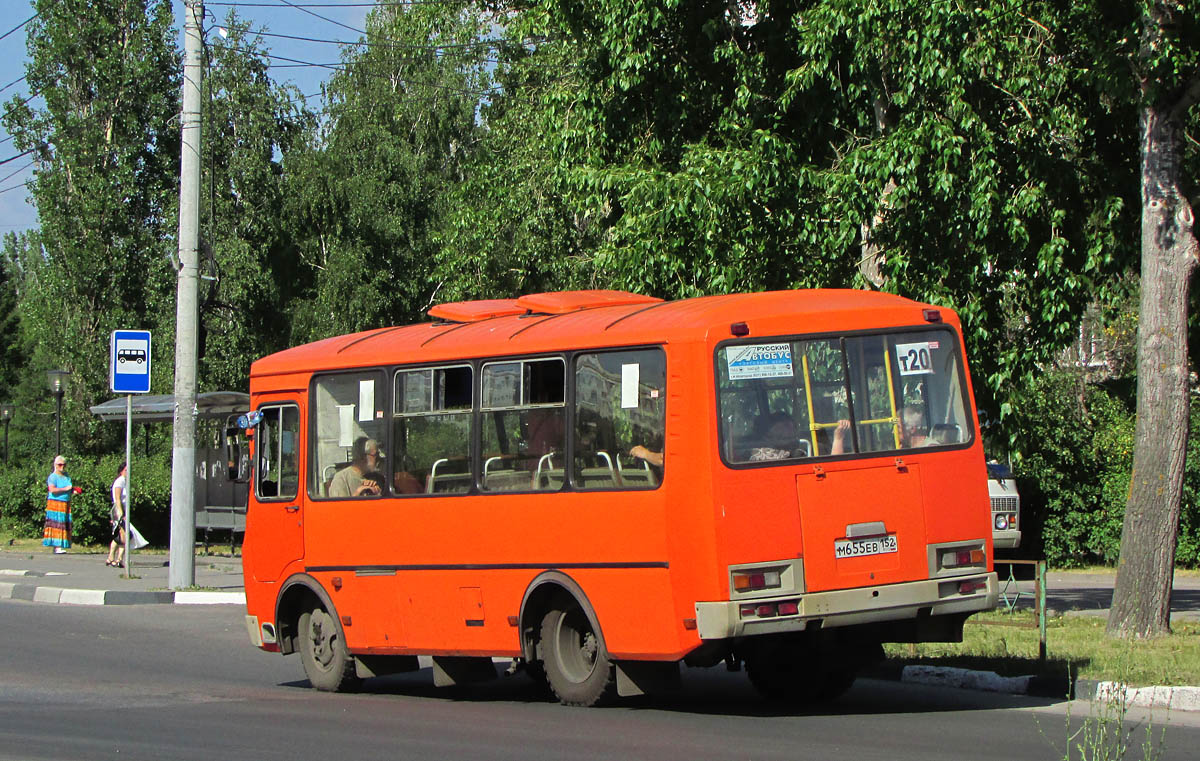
[717,328,972,464]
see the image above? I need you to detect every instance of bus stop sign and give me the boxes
[110,330,152,394]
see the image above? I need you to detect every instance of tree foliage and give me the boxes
[196,15,317,390]
[284,1,493,339]
[2,0,179,455]
[456,0,1138,440]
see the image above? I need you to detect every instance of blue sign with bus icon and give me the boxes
[110,330,151,393]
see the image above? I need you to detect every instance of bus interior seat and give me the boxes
[577,450,619,488]
[427,458,470,494]
[321,464,339,497]
[930,423,962,444]
[616,455,657,487]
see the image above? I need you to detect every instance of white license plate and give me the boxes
[835,535,898,559]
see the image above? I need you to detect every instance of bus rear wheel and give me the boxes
[744,642,857,704]
[298,604,361,692]
[540,604,616,707]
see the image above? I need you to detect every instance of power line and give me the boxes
[0,158,34,185]
[0,14,36,43]
[0,75,27,95]
[241,27,517,52]
[274,0,367,37]
[207,1,453,6]
[0,147,34,166]
[222,44,501,98]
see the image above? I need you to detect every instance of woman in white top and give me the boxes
[106,462,127,567]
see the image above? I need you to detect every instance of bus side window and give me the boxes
[480,358,566,492]
[311,372,386,499]
[573,349,666,489]
[256,405,299,500]
[393,365,472,495]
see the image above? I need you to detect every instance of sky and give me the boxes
[0,0,373,235]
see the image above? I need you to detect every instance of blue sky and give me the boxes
[0,1,372,235]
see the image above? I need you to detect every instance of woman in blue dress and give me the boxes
[43,455,75,554]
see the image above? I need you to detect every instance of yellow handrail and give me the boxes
[884,343,901,448]
[801,352,820,455]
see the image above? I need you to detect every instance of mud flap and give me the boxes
[355,654,420,679]
[615,660,681,697]
[431,655,498,687]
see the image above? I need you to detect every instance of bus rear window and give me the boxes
[717,330,972,464]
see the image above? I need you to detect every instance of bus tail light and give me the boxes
[732,569,783,592]
[958,580,987,595]
[738,599,800,619]
[939,545,985,571]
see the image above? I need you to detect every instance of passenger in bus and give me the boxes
[629,444,663,467]
[830,419,853,455]
[749,415,801,461]
[901,405,928,448]
[328,437,382,497]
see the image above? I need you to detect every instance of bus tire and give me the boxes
[298,604,361,692]
[745,641,860,704]
[540,604,616,707]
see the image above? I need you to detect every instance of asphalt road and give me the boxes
[2,599,1198,761]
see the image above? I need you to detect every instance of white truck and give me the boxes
[987,461,1021,549]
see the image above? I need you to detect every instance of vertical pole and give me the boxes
[54,392,62,455]
[1037,559,1047,663]
[170,0,204,589]
[124,394,133,578]
[3,420,8,464]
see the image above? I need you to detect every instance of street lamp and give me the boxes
[0,403,12,464]
[46,369,70,456]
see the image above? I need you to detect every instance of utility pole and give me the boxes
[170,0,204,589]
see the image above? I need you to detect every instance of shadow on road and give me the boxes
[276,667,1067,718]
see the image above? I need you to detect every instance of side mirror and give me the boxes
[224,420,251,483]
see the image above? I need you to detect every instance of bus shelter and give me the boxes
[89,392,250,546]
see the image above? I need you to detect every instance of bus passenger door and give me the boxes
[248,403,305,582]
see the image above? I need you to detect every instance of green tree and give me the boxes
[196,14,316,391]
[465,0,1132,430]
[434,8,604,300]
[1,0,180,455]
[1108,1,1200,639]
[0,232,26,400]
[285,1,492,340]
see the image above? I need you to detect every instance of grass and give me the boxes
[884,609,1200,690]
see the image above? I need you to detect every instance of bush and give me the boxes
[1015,370,1200,568]
[0,455,174,546]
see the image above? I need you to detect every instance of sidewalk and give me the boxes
[0,547,245,606]
[997,567,1200,623]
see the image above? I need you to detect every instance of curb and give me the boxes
[900,665,1200,712]
[1074,679,1200,713]
[0,580,244,606]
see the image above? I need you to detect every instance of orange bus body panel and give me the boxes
[243,290,995,669]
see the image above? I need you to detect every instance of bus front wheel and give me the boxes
[298,605,361,692]
[539,604,616,706]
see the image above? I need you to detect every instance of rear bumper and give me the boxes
[694,572,998,640]
[992,530,1021,549]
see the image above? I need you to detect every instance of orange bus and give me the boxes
[240,289,998,706]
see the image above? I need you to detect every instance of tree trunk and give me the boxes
[859,95,892,289]
[1106,100,1198,638]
